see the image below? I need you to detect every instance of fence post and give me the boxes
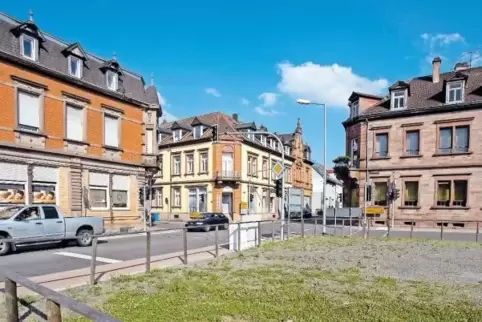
[314,217,317,235]
[341,219,345,236]
[145,231,151,273]
[334,208,337,232]
[215,225,219,257]
[46,299,62,322]
[257,221,261,247]
[89,236,98,286]
[387,222,391,238]
[301,214,305,238]
[237,222,241,251]
[410,221,414,239]
[286,219,290,240]
[477,222,479,243]
[5,278,18,322]
[271,220,275,241]
[183,228,188,264]
[367,219,371,238]
[349,213,352,235]
[440,223,444,240]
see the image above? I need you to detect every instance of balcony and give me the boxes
[215,170,241,183]
[143,155,158,171]
[349,159,360,169]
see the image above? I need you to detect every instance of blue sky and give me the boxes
[3,1,482,167]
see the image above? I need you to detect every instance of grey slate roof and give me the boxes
[0,12,158,106]
[312,163,342,185]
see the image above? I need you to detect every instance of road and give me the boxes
[0,220,479,280]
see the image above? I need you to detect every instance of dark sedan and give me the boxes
[185,213,229,232]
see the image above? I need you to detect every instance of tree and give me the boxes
[332,156,359,207]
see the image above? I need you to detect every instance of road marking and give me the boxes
[54,252,122,264]
[382,230,389,238]
[100,229,179,241]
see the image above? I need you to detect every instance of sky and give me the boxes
[3,1,482,167]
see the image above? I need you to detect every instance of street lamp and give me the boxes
[296,98,327,235]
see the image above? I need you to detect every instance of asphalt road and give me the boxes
[1,220,479,280]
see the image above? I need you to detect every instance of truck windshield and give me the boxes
[0,206,22,220]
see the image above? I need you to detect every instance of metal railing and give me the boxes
[215,170,241,180]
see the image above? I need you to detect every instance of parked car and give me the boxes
[0,205,104,255]
[185,213,229,232]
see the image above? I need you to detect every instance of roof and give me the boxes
[312,163,343,185]
[0,12,158,106]
[355,66,482,119]
[348,91,384,102]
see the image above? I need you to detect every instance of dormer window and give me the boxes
[391,90,406,110]
[20,35,36,61]
[285,146,291,155]
[446,81,464,103]
[350,100,359,118]
[68,56,82,78]
[106,70,118,91]
[193,126,203,139]
[270,139,276,150]
[245,129,254,140]
[173,130,182,142]
[260,135,267,146]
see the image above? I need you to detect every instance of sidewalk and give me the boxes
[104,221,187,234]
[0,245,232,296]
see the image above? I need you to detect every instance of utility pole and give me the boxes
[363,119,369,239]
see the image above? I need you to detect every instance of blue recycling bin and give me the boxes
[152,212,159,223]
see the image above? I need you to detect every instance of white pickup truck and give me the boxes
[0,205,104,255]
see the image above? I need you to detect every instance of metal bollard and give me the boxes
[301,215,305,238]
[272,220,275,241]
[349,216,352,235]
[314,217,317,235]
[145,231,151,273]
[5,278,18,322]
[215,225,219,257]
[257,221,261,247]
[387,223,391,238]
[183,228,188,264]
[410,221,414,239]
[440,223,444,240]
[89,236,98,286]
[237,222,241,251]
[477,222,480,243]
[341,219,345,236]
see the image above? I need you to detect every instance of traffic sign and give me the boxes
[271,162,284,179]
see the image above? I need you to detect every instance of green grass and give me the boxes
[63,236,482,322]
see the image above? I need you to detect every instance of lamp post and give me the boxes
[296,99,327,234]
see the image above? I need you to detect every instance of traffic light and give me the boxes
[249,194,254,202]
[338,193,343,202]
[366,185,372,202]
[138,187,144,204]
[394,188,400,200]
[212,124,218,142]
[200,194,205,202]
[275,178,282,197]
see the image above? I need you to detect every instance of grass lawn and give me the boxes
[6,236,482,321]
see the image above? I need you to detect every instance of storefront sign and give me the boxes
[0,183,25,204]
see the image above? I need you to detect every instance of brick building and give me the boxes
[344,57,482,227]
[152,112,313,221]
[0,12,160,223]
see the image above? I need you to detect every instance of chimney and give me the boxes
[432,57,441,83]
[454,62,469,72]
[232,113,239,122]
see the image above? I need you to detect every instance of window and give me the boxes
[112,175,129,209]
[186,154,194,174]
[17,90,41,132]
[374,182,387,206]
[262,158,268,178]
[43,206,59,219]
[405,130,419,156]
[285,146,290,156]
[248,156,254,176]
[66,104,84,141]
[271,160,276,180]
[245,129,254,140]
[173,188,181,207]
[391,90,406,109]
[260,135,267,146]
[20,35,36,60]
[106,70,118,91]
[270,140,276,149]
[173,155,181,175]
[350,100,359,118]
[262,189,268,212]
[158,155,163,177]
[89,187,108,209]
[68,56,82,78]
[446,81,464,103]
[173,130,182,142]
[104,115,119,147]
[158,133,163,143]
[188,187,207,212]
[375,133,389,158]
[404,181,419,206]
[436,179,468,207]
[200,152,208,173]
[33,184,56,204]
[439,125,469,154]
[155,188,163,208]
[193,126,203,139]
[146,129,154,154]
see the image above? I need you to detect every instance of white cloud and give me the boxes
[258,92,277,106]
[421,33,465,49]
[255,106,279,116]
[157,92,166,106]
[276,61,388,107]
[240,97,250,106]
[205,88,221,97]
[420,33,466,69]
[157,91,177,122]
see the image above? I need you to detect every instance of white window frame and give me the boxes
[270,140,276,149]
[446,81,464,104]
[103,114,120,148]
[193,125,203,139]
[20,34,37,61]
[17,89,42,133]
[391,90,407,110]
[200,152,208,173]
[173,155,181,175]
[146,129,154,154]
[285,146,290,155]
[65,103,84,142]
[158,133,163,143]
[89,185,109,210]
[188,187,207,212]
[173,130,183,142]
[68,56,82,78]
[260,135,267,146]
[173,188,181,207]
[262,158,268,178]
[186,153,194,174]
[112,188,129,210]
[350,100,359,118]
[106,70,118,91]
[155,188,163,208]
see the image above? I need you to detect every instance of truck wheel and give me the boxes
[76,229,94,247]
[0,235,11,256]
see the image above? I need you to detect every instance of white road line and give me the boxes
[382,230,389,238]
[54,252,122,264]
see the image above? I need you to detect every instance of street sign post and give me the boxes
[271,162,284,179]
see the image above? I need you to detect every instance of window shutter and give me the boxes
[18,91,40,129]
[0,162,28,181]
[104,116,119,147]
[33,166,58,182]
[89,172,109,186]
[66,105,83,141]
[112,175,129,190]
